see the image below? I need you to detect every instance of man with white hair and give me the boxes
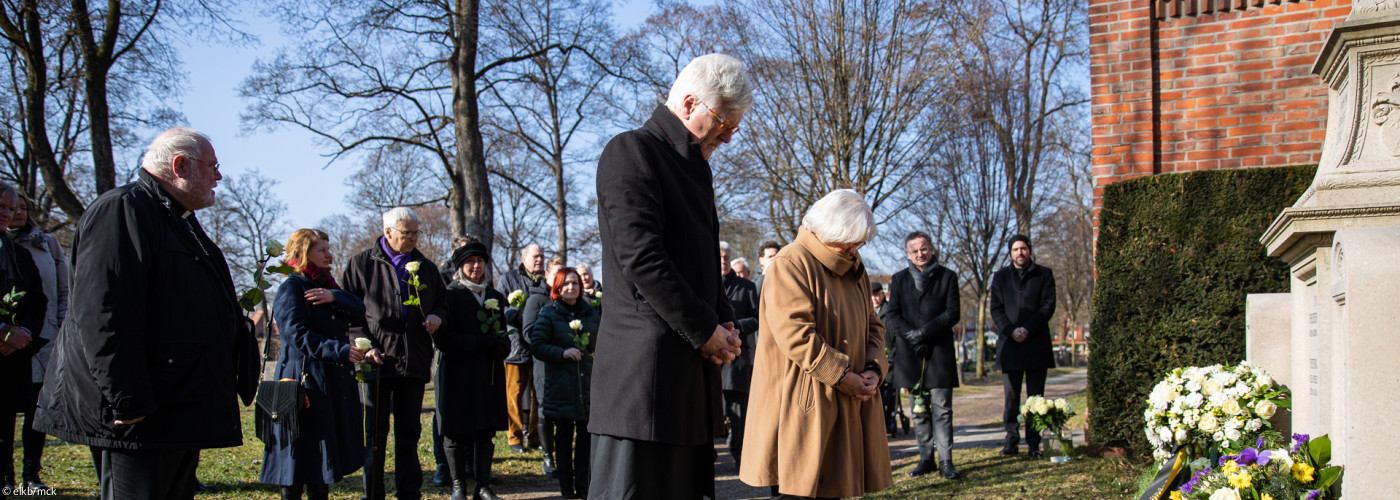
[35,127,257,498]
[341,207,447,500]
[590,53,752,499]
[730,257,751,280]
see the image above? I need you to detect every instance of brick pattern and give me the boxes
[1090,0,1351,230]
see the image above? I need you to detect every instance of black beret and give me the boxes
[449,241,490,270]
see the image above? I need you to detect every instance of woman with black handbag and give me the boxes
[434,241,511,500]
[260,229,371,499]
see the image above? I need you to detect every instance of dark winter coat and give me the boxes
[35,169,249,450]
[260,274,367,485]
[495,266,544,365]
[720,272,759,393]
[340,240,447,382]
[433,282,511,436]
[989,264,1057,371]
[880,265,961,390]
[530,299,599,422]
[590,104,735,445]
[0,234,49,413]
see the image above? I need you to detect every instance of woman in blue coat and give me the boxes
[434,242,511,500]
[529,267,599,499]
[260,229,370,499]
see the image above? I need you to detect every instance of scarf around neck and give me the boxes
[287,258,340,290]
[910,257,938,292]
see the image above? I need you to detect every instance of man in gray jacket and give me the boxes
[495,244,545,454]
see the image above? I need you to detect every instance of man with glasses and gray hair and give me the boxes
[590,53,753,499]
[341,207,447,500]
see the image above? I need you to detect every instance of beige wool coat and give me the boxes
[739,227,893,498]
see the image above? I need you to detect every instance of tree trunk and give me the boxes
[1011,198,1032,237]
[85,65,117,194]
[975,291,988,378]
[451,0,493,248]
[16,0,86,220]
[553,152,567,263]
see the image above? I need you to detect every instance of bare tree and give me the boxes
[951,0,1088,237]
[1034,115,1093,347]
[203,169,290,292]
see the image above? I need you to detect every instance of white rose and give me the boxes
[1175,428,1188,442]
[1245,419,1263,432]
[484,298,499,310]
[1055,398,1068,411]
[1224,427,1241,441]
[568,319,583,331]
[1222,399,1243,415]
[1208,486,1242,500]
[405,261,421,273]
[1203,379,1224,396]
[1271,448,1294,470]
[1254,400,1277,419]
[1034,400,1051,415]
[1184,393,1204,409]
[1185,379,1202,393]
[1199,413,1219,433]
[354,338,373,350]
[1157,427,1172,443]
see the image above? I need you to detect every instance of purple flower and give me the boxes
[1293,433,1310,453]
[1219,455,1232,466]
[1182,467,1211,494]
[1256,437,1267,449]
[1306,490,1321,500]
[1237,448,1257,465]
[1255,449,1272,466]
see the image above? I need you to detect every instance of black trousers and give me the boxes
[588,435,714,500]
[0,382,47,480]
[443,430,494,490]
[550,419,589,497]
[362,378,427,500]
[95,447,199,500]
[722,390,748,468]
[533,360,555,462]
[1002,369,1048,450]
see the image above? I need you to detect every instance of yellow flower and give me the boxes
[1228,472,1252,489]
[1261,494,1273,500]
[1221,460,1240,475]
[1170,492,1182,500]
[1291,462,1315,483]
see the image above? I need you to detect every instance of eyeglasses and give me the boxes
[391,227,422,237]
[186,157,220,172]
[699,101,741,134]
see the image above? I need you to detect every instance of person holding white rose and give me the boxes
[260,229,369,499]
[529,267,600,499]
[433,242,512,500]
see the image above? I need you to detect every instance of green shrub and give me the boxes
[1087,165,1315,453]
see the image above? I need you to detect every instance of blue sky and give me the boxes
[175,0,658,230]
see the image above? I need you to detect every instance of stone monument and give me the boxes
[1250,1,1400,496]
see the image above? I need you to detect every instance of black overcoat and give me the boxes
[260,274,367,485]
[0,235,49,413]
[590,104,736,445]
[720,272,759,393]
[989,264,1057,371]
[880,265,961,389]
[339,240,447,382]
[530,299,600,422]
[433,282,511,436]
[34,169,247,450]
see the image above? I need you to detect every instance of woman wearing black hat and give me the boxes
[434,242,512,500]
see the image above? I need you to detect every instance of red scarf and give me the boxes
[287,258,340,290]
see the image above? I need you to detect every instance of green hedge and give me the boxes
[1087,165,1315,453]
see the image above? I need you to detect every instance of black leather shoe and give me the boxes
[23,478,52,491]
[543,456,557,478]
[433,464,451,487]
[449,480,469,500]
[509,444,527,454]
[1028,449,1044,459]
[280,485,304,500]
[907,460,937,477]
[473,485,504,500]
[939,460,961,480]
[998,444,1019,455]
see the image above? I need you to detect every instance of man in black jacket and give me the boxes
[494,244,545,455]
[35,128,251,499]
[753,240,781,294]
[342,207,448,500]
[718,241,758,470]
[880,231,962,480]
[990,234,1057,459]
[589,53,749,499]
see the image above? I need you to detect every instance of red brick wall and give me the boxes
[1090,0,1352,229]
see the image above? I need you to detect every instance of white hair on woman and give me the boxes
[382,206,421,229]
[665,54,755,114]
[141,127,210,176]
[802,189,877,245]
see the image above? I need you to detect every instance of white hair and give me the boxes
[719,241,731,252]
[141,127,210,176]
[731,257,749,268]
[382,207,421,229]
[802,189,877,245]
[665,54,755,114]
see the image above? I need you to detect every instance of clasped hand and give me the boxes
[836,370,880,401]
[1012,327,1029,343]
[700,322,741,365]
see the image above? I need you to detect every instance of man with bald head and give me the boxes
[35,128,253,498]
[495,244,547,455]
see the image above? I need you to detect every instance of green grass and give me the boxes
[874,447,1149,499]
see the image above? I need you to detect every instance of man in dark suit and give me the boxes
[879,231,962,480]
[718,241,759,470]
[589,53,750,499]
[990,234,1057,459]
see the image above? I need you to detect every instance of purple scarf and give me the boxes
[381,237,415,316]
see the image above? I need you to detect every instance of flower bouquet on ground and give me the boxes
[1175,434,1343,500]
[1144,362,1290,463]
[1018,395,1077,461]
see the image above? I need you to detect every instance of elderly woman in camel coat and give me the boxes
[740,189,893,499]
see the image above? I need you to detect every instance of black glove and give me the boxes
[898,329,923,347]
[914,344,931,358]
